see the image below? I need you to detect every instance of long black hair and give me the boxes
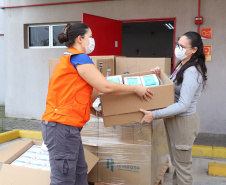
[174,31,207,89]
[58,23,89,47]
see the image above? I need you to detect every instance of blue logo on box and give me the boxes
[107,158,114,172]
[107,158,141,173]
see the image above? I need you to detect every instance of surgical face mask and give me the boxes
[175,45,192,61]
[83,38,95,54]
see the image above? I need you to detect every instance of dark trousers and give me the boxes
[42,121,88,185]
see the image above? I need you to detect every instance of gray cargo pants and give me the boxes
[164,113,200,185]
[42,121,88,185]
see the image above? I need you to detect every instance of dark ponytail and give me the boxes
[58,22,89,47]
[175,31,207,89]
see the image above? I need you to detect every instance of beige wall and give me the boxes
[0,1,4,105]
[4,0,226,133]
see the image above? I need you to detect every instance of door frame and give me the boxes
[121,17,177,70]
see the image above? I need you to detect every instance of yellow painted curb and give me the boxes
[208,162,226,177]
[213,147,226,158]
[192,145,226,159]
[0,130,226,159]
[19,130,42,140]
[0,130,20,144]
[0,130,42,143]
[192,145,213,157]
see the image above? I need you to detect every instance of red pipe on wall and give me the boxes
[198,0,201,16]
[3,0,112,9]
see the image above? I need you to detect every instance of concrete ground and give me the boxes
[1,106,226,184]
[164,157,226,185]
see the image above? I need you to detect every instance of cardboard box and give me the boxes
[92,58,115,77]
[48,58,59,79]
[100,71,174,127]
[90,55,125,76]
[90,55,117,75]
[133,122,152,145]
[97,143,152,184]
[96,119,168,185]
[0,140,99,185]
[81,118,169,185]
[81,115,100,141]
[150,119,169,185]
[83,119,152,146]
[48,57,115,79]
[116,57,171,75]
[83,144,99,182]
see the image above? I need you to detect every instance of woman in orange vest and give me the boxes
[42,22,154,185]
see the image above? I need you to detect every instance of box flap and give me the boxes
[84,148,99,173]
[33,140,43,146]
[0,140,33,163]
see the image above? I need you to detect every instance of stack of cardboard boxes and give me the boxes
[0,56,173,184]
[82,116,169,185]
[48,55,174,185]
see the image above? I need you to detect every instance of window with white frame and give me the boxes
[28,24,67,48]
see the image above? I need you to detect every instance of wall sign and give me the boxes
[204,45,212,62]
[201,28,212,39]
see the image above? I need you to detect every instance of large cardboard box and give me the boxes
[116,57,171,75]
[100,71,174,127]
[48,58,59,79]
[96,119,168,185]
[90,55,125,76]
[81,115,100,140]
[86,120,153,145]
[48,57,115,79]
[81,117,169,185]
[92,58,115,77]
[0,140,99,185]
[97,144,152,184]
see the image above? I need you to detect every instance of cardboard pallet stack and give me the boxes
[82,114,169,185]
[0,55,173,184]
[47,55,173,185]
[80,55,173,185]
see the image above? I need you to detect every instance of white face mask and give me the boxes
[83,38,95,54]
[175,46,192,61]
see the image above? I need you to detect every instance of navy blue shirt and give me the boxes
[70,54,94,70]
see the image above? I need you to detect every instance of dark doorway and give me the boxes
[122,21,174,69]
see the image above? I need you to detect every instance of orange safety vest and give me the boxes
[42,47,93,127]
